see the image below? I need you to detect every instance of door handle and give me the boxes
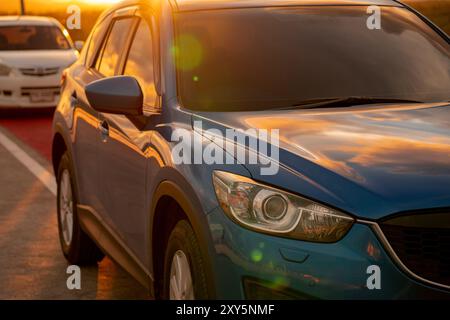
[98,120,109,142]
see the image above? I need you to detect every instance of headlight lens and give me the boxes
[0,63,11,76]
[213,171,354,243]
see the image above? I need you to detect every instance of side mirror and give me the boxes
[74,40,84,52]
[85,76,143,116]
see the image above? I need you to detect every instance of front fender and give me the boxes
[149,175,218,298]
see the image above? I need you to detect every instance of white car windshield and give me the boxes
[0,25,71,51]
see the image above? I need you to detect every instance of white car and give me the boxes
[0,16,78,109]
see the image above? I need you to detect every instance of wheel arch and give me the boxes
[52,131,67,176]
[51,123,81,199]
[149,178,217,299]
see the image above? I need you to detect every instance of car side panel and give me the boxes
[70,65,105,220]
[97,113,150,261]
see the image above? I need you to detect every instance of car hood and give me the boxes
[194,103,450,219]
[0,50,78,69]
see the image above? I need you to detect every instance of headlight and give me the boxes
[213,171,354,243]
[0,63,11,76]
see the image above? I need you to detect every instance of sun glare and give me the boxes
[80,0,123,5]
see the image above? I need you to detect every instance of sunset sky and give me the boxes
[0,0,448,40]
[0,0,448,13]
[0,0,122,13]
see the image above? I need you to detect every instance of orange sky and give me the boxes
[0,0,122,13]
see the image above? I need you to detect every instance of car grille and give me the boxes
[381,212,450,287]
[19,67,60,77]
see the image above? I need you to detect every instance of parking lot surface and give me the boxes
[0,114,150,299]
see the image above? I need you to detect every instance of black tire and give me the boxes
[56,152,104,265]
[163,220,209,299]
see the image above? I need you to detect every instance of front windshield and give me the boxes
[174,6,450,111]
[0,25,71,51]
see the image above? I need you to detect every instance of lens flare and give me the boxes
[173,34,203,71]
[251,249,263,263]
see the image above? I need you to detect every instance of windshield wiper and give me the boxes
[277,96,424,110]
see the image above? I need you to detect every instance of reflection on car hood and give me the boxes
[195,103,450,219]
[0,49,78,69]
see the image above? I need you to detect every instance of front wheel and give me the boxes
[163,220,209,300]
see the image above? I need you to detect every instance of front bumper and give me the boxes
[207,207,450,299]
[0,72,61,108]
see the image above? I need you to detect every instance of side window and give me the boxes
[96,18,135,77]
[123,19,158,107]
[84,17,111,67]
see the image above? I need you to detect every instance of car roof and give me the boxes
[110,0,403,14]
[171,0,402,12]
[0,16,59,27]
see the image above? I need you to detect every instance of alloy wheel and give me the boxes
[169,250,195,300]
[59,169,74,246]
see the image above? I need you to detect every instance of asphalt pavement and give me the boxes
[0,114,150,299]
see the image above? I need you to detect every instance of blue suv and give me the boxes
[52,0,450,299]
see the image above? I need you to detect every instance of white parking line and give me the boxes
[0,130,56,196]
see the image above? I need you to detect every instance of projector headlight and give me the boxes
[0,63,12,76]
[213,171,354,243]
